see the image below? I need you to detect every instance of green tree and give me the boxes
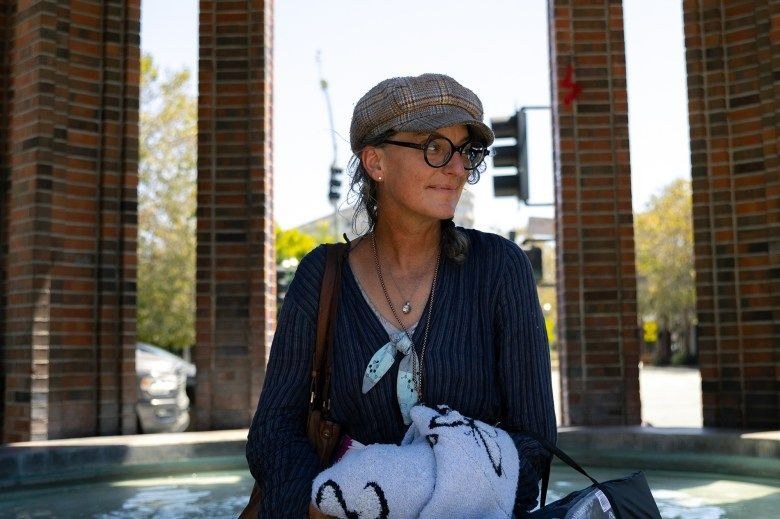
[634,178,696,363]
[275,226,317,265]
[137,55,196,352]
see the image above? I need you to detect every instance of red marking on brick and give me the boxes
[560,65,582,107]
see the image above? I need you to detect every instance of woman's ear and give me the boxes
[361,146,384,182]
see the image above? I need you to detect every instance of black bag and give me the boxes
[533,471,660,518]
[529,431,662,519]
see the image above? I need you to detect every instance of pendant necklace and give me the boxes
[371,232,441,399]
[386,262,427,315]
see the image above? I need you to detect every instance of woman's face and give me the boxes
[369,124,470,225]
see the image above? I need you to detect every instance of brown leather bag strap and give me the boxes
[240,243,348,519]
[310,242,347,413]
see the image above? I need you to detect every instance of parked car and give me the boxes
[135,342,196,433]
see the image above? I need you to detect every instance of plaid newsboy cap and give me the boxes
[349,73,494,154]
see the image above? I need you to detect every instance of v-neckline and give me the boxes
[343,258,432,346]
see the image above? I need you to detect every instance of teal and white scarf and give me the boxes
[362,330,419,425]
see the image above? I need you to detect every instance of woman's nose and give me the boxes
[443,152,468,176]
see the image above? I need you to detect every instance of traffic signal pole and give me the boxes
[491,106,553,288]
[317,51,342,237]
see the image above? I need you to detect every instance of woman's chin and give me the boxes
[430,208,457,222]
[426,196,461,219]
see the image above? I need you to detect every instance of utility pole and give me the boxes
[316,51,341,238]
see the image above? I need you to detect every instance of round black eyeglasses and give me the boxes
[382,135,488,171]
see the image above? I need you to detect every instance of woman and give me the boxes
[246,73,556,518]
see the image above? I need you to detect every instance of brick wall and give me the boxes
[549,0,642,426]
[683,0,779,428]
[196,0,275,430]
[1,0,140,441]
[0,0,13,434]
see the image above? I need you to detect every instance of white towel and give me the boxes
[412,404,519,519]
[311,404,519,519]
[311,429,435,518]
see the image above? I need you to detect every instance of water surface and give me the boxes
[2,465,778,518]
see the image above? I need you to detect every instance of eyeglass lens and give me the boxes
[424,137,486,170]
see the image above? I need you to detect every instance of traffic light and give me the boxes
[328,166,342,202]
[522,245,543,283]
[491,110,529,202]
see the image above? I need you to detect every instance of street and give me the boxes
[551,364,703,428]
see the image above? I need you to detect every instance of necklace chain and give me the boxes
[371,232,440,400]
[384,253,433,315]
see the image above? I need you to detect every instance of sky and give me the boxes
[141,0,690,234]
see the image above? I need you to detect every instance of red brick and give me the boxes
[551,1,640,426]
[1,0,140,441]
[684,0,779,427]
[195,0,274,431]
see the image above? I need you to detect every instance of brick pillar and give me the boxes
[196,0,275,429]
[549,1,641,426]
[1,0,140,441]
[683,1,779,429]
[0,0,12,437]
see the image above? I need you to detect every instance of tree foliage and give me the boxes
[275,226,317,265]
[137,55,196,352]
[634,179,696,334]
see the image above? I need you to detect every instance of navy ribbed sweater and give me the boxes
[246,228,557,517]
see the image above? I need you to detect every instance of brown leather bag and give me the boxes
[240,243,347,518]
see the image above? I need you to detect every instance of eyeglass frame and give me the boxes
[381,134,489,171]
